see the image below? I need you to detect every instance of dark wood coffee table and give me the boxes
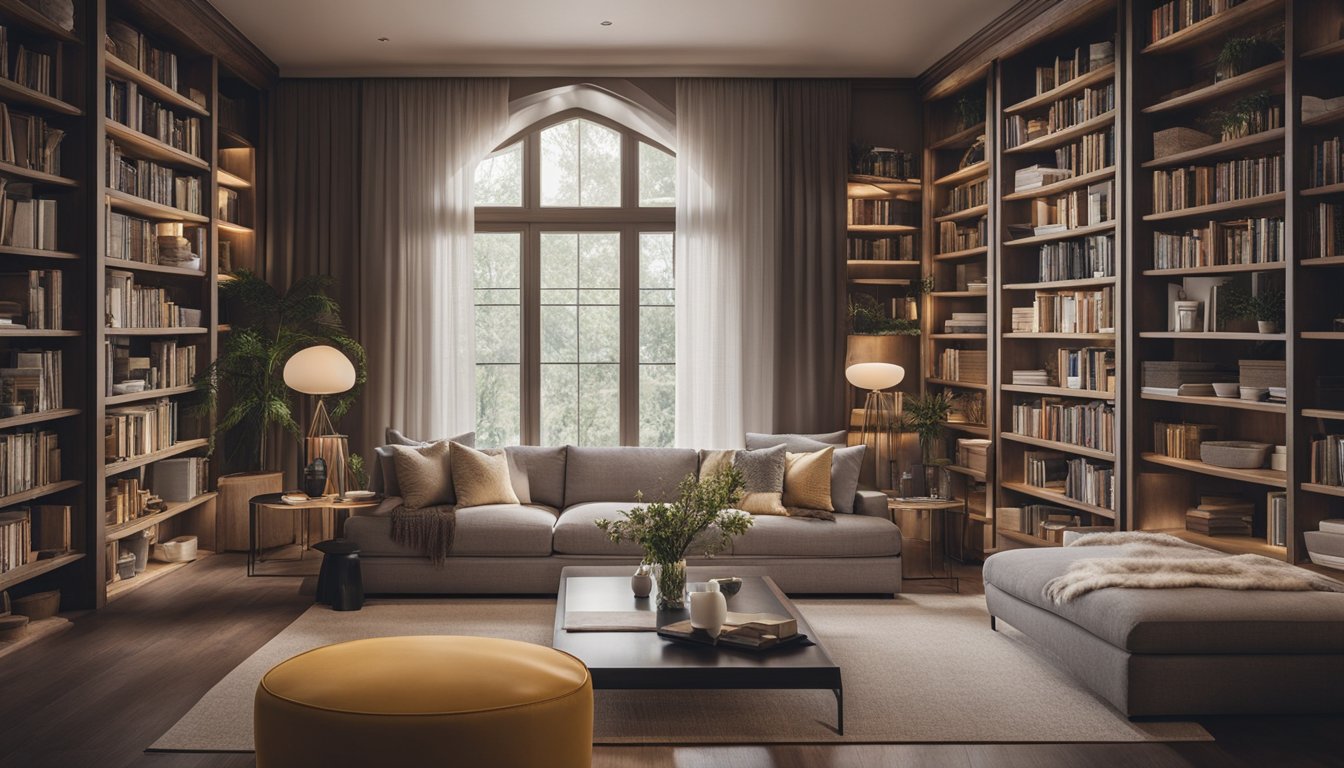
[552,565,844,733]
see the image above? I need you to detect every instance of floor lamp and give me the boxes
[846,362,905,491]
[283,345,357,497]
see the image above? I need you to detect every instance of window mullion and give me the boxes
[522,223,542,445]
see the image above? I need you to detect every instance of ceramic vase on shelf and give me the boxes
[631,564,653,598]
[654,559,687,610]
[688,581,727,639]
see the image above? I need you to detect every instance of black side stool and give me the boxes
[314,539,364,611]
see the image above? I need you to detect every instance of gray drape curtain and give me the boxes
[773,80,852,434]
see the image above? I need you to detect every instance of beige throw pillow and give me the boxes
[698,449,737,481]
[390,441,453,509]
[451,442,520,508]
[784,447,835,514]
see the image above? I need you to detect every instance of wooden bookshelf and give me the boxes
[1140,127,1285,168]
[1142,61,1285,114]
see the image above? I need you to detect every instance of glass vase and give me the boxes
[654,559,688,610]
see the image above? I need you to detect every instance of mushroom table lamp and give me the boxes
[845,362,905,491]
[283,345,357,496]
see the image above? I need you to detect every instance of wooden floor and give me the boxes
[0,552,1338,768]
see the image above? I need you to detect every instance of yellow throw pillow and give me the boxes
[389,441,453,509]
[450,441,520,508]
[783,447,835,513]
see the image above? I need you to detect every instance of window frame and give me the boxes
[475,109,675,447]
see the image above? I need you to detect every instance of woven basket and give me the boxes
[1153,127,1215,159]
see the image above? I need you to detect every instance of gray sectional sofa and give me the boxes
[345,444,902,595]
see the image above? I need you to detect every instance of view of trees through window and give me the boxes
[473,115,675,448]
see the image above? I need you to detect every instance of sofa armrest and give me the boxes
[853,490,891,520]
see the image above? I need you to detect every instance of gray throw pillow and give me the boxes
[371,429,474,496]
[745,431,846,451]
[744,433,865,514]
[732,444,787,516]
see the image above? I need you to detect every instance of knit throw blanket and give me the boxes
[391,505,456,566]
[1043,532,1344,604]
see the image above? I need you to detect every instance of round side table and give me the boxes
[248,493,379,576]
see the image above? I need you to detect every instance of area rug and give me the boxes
[150,593,1209,751]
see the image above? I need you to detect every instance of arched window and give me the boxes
[473,110,676,448]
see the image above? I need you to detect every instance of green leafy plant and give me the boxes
[1219,283,1285,326]
[1215,31,1282,80]
[347,453,369,491]
[200,270,366,471]
[1206,91,1275,140]
[849,293,920,336]
[595,467,752,565]
[902,391,954,464]
[955,93,986,130]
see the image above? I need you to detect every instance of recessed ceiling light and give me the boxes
[600,20,612,26]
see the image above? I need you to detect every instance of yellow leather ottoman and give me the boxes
[254,635,592,768]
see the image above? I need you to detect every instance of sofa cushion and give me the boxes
[451,442,520,508]
[743,433,865,514]
[504,445,567,509]
[783,448,834,516]
[745,431,847,450]
[345,503,558,557]
[390,441,454,508]
[563,446,699,505]
[552,502,648,557]
[729,513,901,558]
[370,429,474,496]
[735,445,787,516]
[983,546,1344,655]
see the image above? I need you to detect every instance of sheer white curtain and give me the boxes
[675,80,778,448]
[359,79,508,443]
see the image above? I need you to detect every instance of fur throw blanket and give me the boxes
[391,505,456,566]
[1044,532,1344,604]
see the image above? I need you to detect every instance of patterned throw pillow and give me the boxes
[783,447,835,518]
[733,444,787,516]
[450,442,520,508]
[389,441,454,509]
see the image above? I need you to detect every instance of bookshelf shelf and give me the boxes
[1002,275,1116,290]
[0,161,78,188]
[1141,391,1286,413]
[1142,260,1285,276]
[932,245,988,261]
[925,378,987,390]
[219,127,253,149]
[1141,128,1286,169]
[943,422,990,437]
[217,220,255,235]
[105,189,209,223]
[1301,182,1344,197]
[1000,432,1115,461]
[0,77,81,116]
[847,174,920,200]
[105,384,198,406]
[1302,38,1344,59]
[104,438,210,476]
[104,119,209,171]
[1002,383,1115,400]
[1004,63,1116,116]
[1001,166,1117,201]
[1141,0,1284,55]
[0,480,81,509]
[1140,331,1286,341]
[1302,332,1344,340]
[1302,483,1344,498]
[102,258,206,278]
[933,160,988,188]
[1141,452,1287,487]
[0,329,81,337]
[1142,192,1285,222]
[105,492,218,542]
[104,54,209,116]
[1301,256,1344,267]
[1003,332,1115,340]
[1158,529,1285,557]
[0,408,80,430]
[930,332,988,340]
[0,553,84,594]
[0,0,80,42]
[216,169,252,189]
[1143,61,1286,115]
[944,464,987,482]
[1000,481,1116,519]
[1004,111,1115,155]
[927,122,985,150]
[996,528,1061,547]
[928,290,987,298]
[104,326,209,337]
[849,278,911,286]
[1302,109,1344,128]
[1002,221,1115,247]
[1302,408,1344,421]
[106,551,213,602]
[846,259,919,268]
[0,245,79,261]
[934,204,988,223]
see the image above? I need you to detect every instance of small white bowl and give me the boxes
[1240,387,1269,401]
[1212,382,1239,398]
[343,490,376,501]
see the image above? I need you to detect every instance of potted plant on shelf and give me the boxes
[1214,31,1282,82]
[594,467,752,610]
[902,391,955,497]
[1220,283,1286,334]
[1205,91,1276,142]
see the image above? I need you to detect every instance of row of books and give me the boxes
[106,79,204,158]
[106,475,161,527]
[0,430,60,497]
[105,339,198,394]
[851,147,917,180]
[0,505,70,575]
[1058,347,1115,392]
[218,188,241,225]
[1010,287,1114,334]
[1152,217,1284,270]
[1,349,62,412]
[938,216,987,254]
[0,180,58,250]
[1310,135,1344,189]
[1029,42,1114,96]
[106,20,194,98]
[0,103,63,175]
[1151,154,1284,213]
[0,27,55,97]
[1027,180,1113,233]
[1150,0,1245,44]
[1010,398,1115,453]
[938,348,987,384]
[1307,203,1342,260]
[1153,421,1218,461]
[107,212,207,266]
[846,236,914,261]
[997,505,1082,542]
[847,199,918,227]
[0,269,60,329]
[1216,102,1282,143]
[1023,450,1115,510]
[944,312,987,334]
[1036,235,1114,282]
[105,397,179,463]
[1186,496,1252,537]
[107,139,204,214]
[1014,165,1074,193]
[105,270,202,329]
[219,93,250,137]
[1310,433,1344,486]
[1054,128,1114,176]
[104,456,210,526]
[1003,85,1113,148]
[948,178,987,213]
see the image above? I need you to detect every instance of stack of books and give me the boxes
[943,312,987,334]
[1012,369,1049,386]
[1185,496,1253,537]
[1014,165,1073,193]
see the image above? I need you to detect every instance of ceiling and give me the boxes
[210,0,1018,78]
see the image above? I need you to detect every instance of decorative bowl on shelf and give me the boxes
[343,490,376,502]
[1239,387,1269,401]
[1200,441,1273,470]
[1211,382,1239,398]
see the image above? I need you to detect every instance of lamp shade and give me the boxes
[845,362,904,391]
[283,345,356,395]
